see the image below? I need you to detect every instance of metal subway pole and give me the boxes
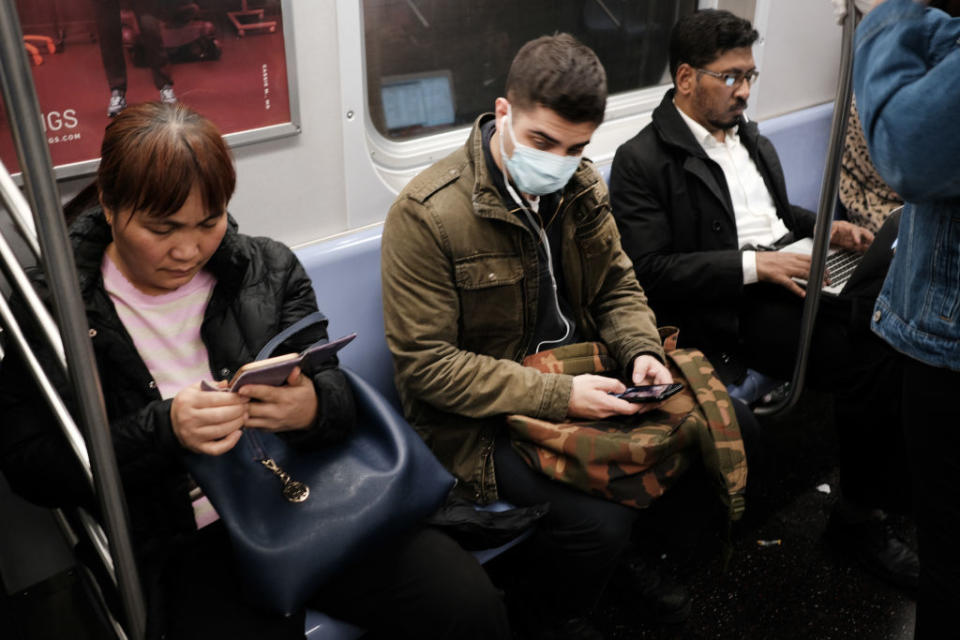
[755,0,856,416]
[0,3,146,638]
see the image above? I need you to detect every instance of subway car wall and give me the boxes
[40,0,844,249]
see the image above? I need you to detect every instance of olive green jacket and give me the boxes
[382,115,664,503]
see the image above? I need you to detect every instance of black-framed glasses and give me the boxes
[696,68,760,88]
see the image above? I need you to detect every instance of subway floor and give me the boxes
[486,389,915,640]
[595,390,915,640]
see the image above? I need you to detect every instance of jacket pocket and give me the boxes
[454,254,525,341]
[576,215,618,301]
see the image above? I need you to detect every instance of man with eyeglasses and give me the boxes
[609,9,918,593]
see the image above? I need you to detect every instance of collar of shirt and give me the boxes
[674,100,741,150]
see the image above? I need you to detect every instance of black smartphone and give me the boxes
[613,382,684,403]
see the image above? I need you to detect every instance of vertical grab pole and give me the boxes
[755,0,857,416]
[0,3,147,638]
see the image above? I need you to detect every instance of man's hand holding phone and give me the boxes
[568,355,675,419]
[613,383,684,404]
[611,354,681,405]
[631,354,672,386]
[567,375,643,419]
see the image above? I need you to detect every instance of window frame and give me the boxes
[335,0,740,227]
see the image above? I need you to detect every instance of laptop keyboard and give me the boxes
[824,250,862,288]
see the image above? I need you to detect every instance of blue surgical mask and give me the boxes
[499,105,581,196]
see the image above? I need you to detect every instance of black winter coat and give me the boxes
[609,90,816,357]
[0,208,355,585]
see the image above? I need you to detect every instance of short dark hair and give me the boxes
[97,102,236,221]
[505,33,607,126]
[669,10,759,82]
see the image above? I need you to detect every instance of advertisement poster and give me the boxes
[0,0,294,177]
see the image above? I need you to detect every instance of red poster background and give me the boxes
[0,0,291,175]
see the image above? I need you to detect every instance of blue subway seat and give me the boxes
[296,226,398,407]
[757,102,834,214]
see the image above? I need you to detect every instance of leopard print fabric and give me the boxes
[838,97,903,233]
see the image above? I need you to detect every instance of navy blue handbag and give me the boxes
[184,314,455,615]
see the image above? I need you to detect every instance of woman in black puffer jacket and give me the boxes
[0,102,508,640]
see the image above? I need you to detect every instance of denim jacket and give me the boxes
[854,0,960,370]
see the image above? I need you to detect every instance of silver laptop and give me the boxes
[776,208,901,296]
[779,238,862,295]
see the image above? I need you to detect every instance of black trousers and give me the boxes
[158,523,510,640]
[493,395,761,617]
[94,0,172,91]
[736,283,908,512]
[494,433,639,616]
[901,358,960,639]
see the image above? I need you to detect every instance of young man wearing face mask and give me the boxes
[382,34,702,638]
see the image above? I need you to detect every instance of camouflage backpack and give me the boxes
[506,329,747,520]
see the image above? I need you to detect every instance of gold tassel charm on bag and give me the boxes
[260,458,310,503]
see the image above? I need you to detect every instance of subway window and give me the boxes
[362,0,698,141]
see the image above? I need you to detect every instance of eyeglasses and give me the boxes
[696,68,760,88]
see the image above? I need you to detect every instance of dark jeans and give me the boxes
[494,432,638,616]
[736,283,908,512]
[901,358,960,639]
[159,523,509,640]
[94,0,172,91]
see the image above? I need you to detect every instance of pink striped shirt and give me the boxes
[102,255,217,399]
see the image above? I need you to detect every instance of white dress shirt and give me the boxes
[675,103,789,285]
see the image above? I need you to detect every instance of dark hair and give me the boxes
[505,33,607,126]
[669,10,759,82]
[94,102,235,221]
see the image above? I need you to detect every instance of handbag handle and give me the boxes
[255,311,329,361]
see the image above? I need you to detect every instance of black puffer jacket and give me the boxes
[0,208,355,559]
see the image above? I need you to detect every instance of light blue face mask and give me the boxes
[499,105,581,196]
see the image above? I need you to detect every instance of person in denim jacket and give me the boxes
[854,0,960,635]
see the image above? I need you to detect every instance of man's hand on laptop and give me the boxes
[830,220,874,253]
[756,251,813,297]
[568,375,646,419]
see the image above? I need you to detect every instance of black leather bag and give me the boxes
[184,315,455,615]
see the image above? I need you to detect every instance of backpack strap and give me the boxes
[666,348,748,521]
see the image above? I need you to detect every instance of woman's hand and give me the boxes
[171,382,249,455]
[238,367,319,432]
